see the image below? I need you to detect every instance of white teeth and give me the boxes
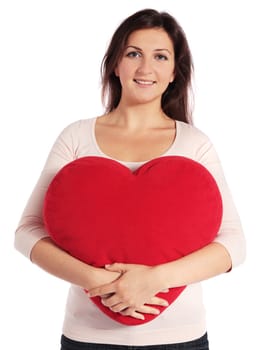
[135,79,154,85]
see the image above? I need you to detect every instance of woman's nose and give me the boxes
[136,57,153,75]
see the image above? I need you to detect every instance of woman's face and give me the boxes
[115,28,175,106]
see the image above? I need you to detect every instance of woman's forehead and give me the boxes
[125,28,174,51]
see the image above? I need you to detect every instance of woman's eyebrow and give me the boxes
[154,48,172,55]
[125,45,142,51]
[125,45,172,55]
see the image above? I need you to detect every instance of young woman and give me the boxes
[15,8,246,350]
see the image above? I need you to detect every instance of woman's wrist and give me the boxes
[152,264,172,291]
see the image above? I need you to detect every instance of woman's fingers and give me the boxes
[101,298,168,319]
[146,296,169,307]
[135,305,160,315]
[109,302,130,313]
[101,294,120,308]
[119,304,161,318]
[120,308,145,320]
[101,295,169,310]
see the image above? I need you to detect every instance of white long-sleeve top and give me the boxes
[14,117,246,346]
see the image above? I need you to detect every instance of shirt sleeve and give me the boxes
[14,122,79,259]
[195,138,246,268]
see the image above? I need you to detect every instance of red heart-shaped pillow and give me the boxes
[43,156,222,325]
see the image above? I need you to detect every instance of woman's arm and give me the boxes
[155,241,231,289]
[14,123,119,292]
[30,237,121,290]
[30,238,169,320]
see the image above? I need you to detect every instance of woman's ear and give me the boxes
[169,71,175,83]
[114,66,119,77]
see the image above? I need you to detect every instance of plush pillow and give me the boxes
[43,156,222,325]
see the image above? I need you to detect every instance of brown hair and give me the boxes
[101,9,194,124]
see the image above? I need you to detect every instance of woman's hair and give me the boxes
[101,9,194,124]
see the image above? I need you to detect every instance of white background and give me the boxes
[0,0,258,349]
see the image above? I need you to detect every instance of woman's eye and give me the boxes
[126,51,141,58]
[155,54,168,61]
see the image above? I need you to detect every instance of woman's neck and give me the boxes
[108,102,171,132]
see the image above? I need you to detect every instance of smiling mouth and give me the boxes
[133,79,156,85]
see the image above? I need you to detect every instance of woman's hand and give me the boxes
[85,266,121,291]
[88,263,169,320]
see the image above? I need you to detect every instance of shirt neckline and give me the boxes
[91,117,180,165]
